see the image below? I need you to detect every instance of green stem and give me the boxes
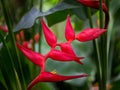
[106,0,109,10]
[86,7,102,90]
[40,0,43,11]
[0,33,22,90]
[39,0,43,53]
[86,7,93,28]
[99,0,104,28]
[0,0,26,89]
[99,0,107,90]
[107,16,113,84]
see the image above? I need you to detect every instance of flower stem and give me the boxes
[86,7,102,90]
[0,0,26,89]
[99,0,107,90]
[86,7,93,28]
[105,0,111,84]
[39,0,43,53]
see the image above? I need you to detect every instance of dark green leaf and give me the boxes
[46,9,72,26]
[110,0,120,30]
[13,7,40,32]
[0,43,3,50]
[63,0,97,20]
[0,81,7,90]
[13,2,78,32]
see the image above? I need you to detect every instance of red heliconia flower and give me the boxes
[34,33,39,42]
[77,0,108,14]
[16,34,20,42]
[41,19,57,48]
[0,25,8,33]
[27,71,88,90]
[57,42,76,56]
[16,44,45,69]
[48,49,83,64]
[65,15,75,42]
[22,41,33,50]
[57,42,83,64]
[75,28,106,42]
[19,31,25,41]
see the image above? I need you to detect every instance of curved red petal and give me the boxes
[27,71,88,90]
[48,49,76,61]
[17,43,44,67]
[65,15,75,42]
[75,28,106,42]
[48,49,83,64]
[39,72,88,82]
[41,19,57,48]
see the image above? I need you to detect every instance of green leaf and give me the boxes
[13,7,40,32]
[0,82,7,90]
[46,9,72,26]
[13,2,78,32]
[0,43,3,50]
[63,0,97,20]
[110,0,120,30]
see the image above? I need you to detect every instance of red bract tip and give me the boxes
[22,41,33,50]
[16,43,44,67]
[41,19,57,48]
[48,49,83,64]
[0,25,8,33]
[77,0,108,14]
[27,71,88,90]
[75,28,106,42]
[65,15,75,42]
[20,31,25,41]
[34,33,39,42]
[16,34,20,42]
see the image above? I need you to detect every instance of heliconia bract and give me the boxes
[17,44,44,67]
[41,19,57,48]
[48,49,83,64]
[77,0,108,14]
[27,71,88,90]
[75,28,106,42]
[65,15,75,42]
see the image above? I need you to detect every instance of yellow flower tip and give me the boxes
[51,69,57,74]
